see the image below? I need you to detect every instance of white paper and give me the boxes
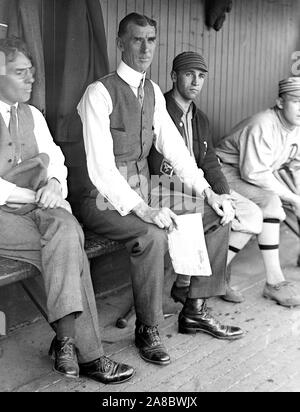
[168,213,212,277]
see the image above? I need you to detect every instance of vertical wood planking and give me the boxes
[101,0,300,141]
[158,0,168,91]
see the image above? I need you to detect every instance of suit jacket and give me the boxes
[148,90,230,195]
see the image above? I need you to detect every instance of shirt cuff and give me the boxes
[101,191,143,217]
[193,172,210,195]
[0,179,17,205]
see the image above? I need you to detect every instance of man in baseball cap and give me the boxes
[149,50,264,320]
[216,76,300,307]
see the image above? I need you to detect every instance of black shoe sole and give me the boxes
[80,369,135,385]
[139,351,171,366]
[178,325,244,340]
[53,366,79,379]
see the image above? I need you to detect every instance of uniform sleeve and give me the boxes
[239,122,296,197]
[287,152,300,193]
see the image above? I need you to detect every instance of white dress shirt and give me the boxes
[78,60,209,216]
[0,101,68,205]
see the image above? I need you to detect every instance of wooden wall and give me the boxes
[101,0,300,142]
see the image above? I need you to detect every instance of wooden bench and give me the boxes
[0,231,124,336]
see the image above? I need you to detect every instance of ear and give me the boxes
[171,70,177,84]
[116,37,124,52]
[276,97,284,110]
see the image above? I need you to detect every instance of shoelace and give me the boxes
[145,326,161,346]
[271,281,290,290]
[59,339,75,358]
[98,356,114,373]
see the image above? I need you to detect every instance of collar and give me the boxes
[0,101,18,119]
[164,90,195,120]
[117,60,146,89]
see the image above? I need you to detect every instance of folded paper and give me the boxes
[168,213,212,277]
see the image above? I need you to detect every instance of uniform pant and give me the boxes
[0,207,103,363]
[221,164,286,221]
[81,187,230,326]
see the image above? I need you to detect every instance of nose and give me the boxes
[192,75,199,86]
[25,72,35,83]
[141,39,149,53]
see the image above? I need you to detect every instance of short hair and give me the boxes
[118,12,157,38]
[0,37,31,63]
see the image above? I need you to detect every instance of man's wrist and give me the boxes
[132,201,149,218]
[203,187,213,200]
[48,178,62,190]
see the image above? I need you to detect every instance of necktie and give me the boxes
[137,79,144,107]
[9,106,21,163]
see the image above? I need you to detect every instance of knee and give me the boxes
[142,224,168,250]
[261,193,285,221]
[128,224,168,255]
[55,210,84,242]
[246,203,263,234]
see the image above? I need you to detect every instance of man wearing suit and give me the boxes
[78,13,244,368]
[0,37,134,384]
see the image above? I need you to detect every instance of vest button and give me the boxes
[8,142,12,146]
[179,122,183,127]
[8,159,12,163]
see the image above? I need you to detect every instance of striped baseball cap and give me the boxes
[172,51,208,73]
[279,77,300,97]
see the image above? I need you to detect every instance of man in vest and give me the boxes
[0,37,134,384]
[148,51,264,304]
[78,12,244,368]
[216,77,300,307]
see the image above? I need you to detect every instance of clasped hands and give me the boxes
[10,179,71,213]
[36,179,72,213]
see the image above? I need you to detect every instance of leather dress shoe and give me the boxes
[135,321,170,366]
[170,282,189,305]
[79,356,135,385]
[49,336,79,379]
[221,284,244,303]
[178,298,244,340]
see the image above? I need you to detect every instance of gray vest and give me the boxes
[0,104,38,176]
[92,73,155,203]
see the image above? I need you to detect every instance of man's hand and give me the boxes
[132,201,178,232]
[35,178,64,209]
[204,188,235,226]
